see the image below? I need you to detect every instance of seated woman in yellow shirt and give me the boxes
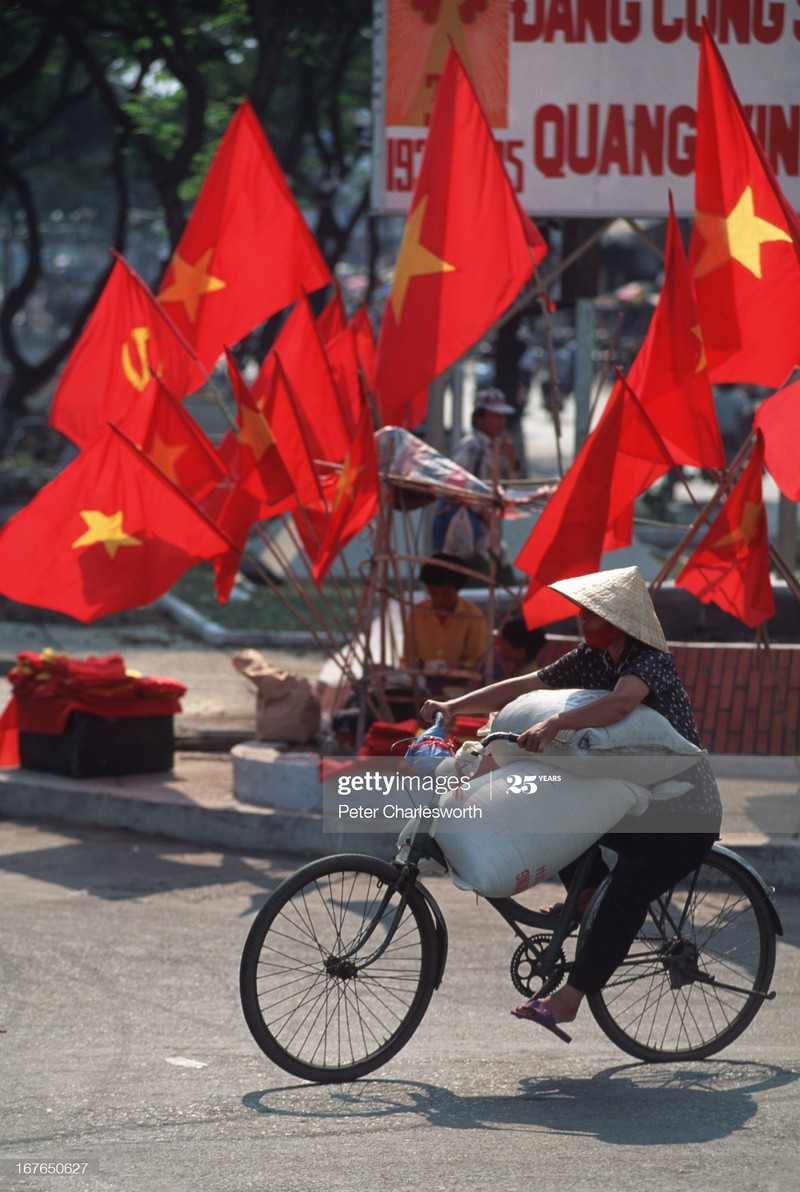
[403,554,488,696]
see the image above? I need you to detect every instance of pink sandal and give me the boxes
[511,999,572,1043]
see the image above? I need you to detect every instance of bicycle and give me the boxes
[240,725,782,1084]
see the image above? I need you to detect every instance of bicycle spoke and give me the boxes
[241,856,438,1081]
[587,851,776,1061]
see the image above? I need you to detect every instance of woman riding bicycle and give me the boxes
[420,565,722,1044]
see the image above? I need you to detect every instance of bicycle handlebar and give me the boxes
[478,731,519,746]
[431,713,519,750]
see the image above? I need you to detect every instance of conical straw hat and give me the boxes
[548,566,669,652]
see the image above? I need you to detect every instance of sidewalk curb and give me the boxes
[0,768,392,860]
[158,593,324,650]
[1,766,798,889]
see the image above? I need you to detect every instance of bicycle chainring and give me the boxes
[510,935,566,997]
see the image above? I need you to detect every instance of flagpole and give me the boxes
[648,433,757,589]
[532,263,564,477]
[587,312,624,429]
[616,368,710,519]
[768,541,800,605]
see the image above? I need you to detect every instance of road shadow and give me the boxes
[0,823,291,911]
[242,1060,799,1145]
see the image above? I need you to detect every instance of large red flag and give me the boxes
[675,432,775,627]
[690,27,800,386]
[753,380,800,501]
[49,256,204,449]
[618,200,725,470]
[157,101,332,371]
[517,385,674,629]
[374,46,547,429]
[0,428,229,622]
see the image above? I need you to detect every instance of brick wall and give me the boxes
[537,637,800,756]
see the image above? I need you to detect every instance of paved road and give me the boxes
[1,821,798,1192]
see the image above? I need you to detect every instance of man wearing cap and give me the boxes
[453,387,520,483]
[431,388,520,580]
[421,565,722,1046]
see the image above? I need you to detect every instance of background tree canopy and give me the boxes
[0,0,374,440]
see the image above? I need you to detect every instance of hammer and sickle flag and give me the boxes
[49,255,205,450]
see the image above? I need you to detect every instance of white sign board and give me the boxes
[372,0,800,218]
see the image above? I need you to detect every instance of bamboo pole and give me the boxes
[649,434,757,589]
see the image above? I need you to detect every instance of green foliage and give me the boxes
[0,0,375,422]
[171,564,362,635]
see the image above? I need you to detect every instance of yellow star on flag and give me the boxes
[159,247,226,323]
[693,186,792,280]
[389,194,456,323]
[72,510,143,559]
[710,500,763,551]
[690,324,707,373]
[239,405,275,463]
[332,453,363,510]
[145,433,187,485]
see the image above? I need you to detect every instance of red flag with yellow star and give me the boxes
[675,431,775,628]
[224,349,296,515]
[690,28,800,386]
[374,46,547,428]
[49,255,205,450]
[753,379,800,501]
[618,200,725,470]
[157,101,331,371]
[0,427,229,622]
[117,379,228,502]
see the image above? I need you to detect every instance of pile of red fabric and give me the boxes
[0,650,186,766]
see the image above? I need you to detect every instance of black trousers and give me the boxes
[562,831,718,997]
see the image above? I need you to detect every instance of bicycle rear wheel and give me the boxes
[584,849,776,1061]
[240,854,439,1083]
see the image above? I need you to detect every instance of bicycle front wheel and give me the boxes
[584,849,776,1062]
[240,854,440,1083]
